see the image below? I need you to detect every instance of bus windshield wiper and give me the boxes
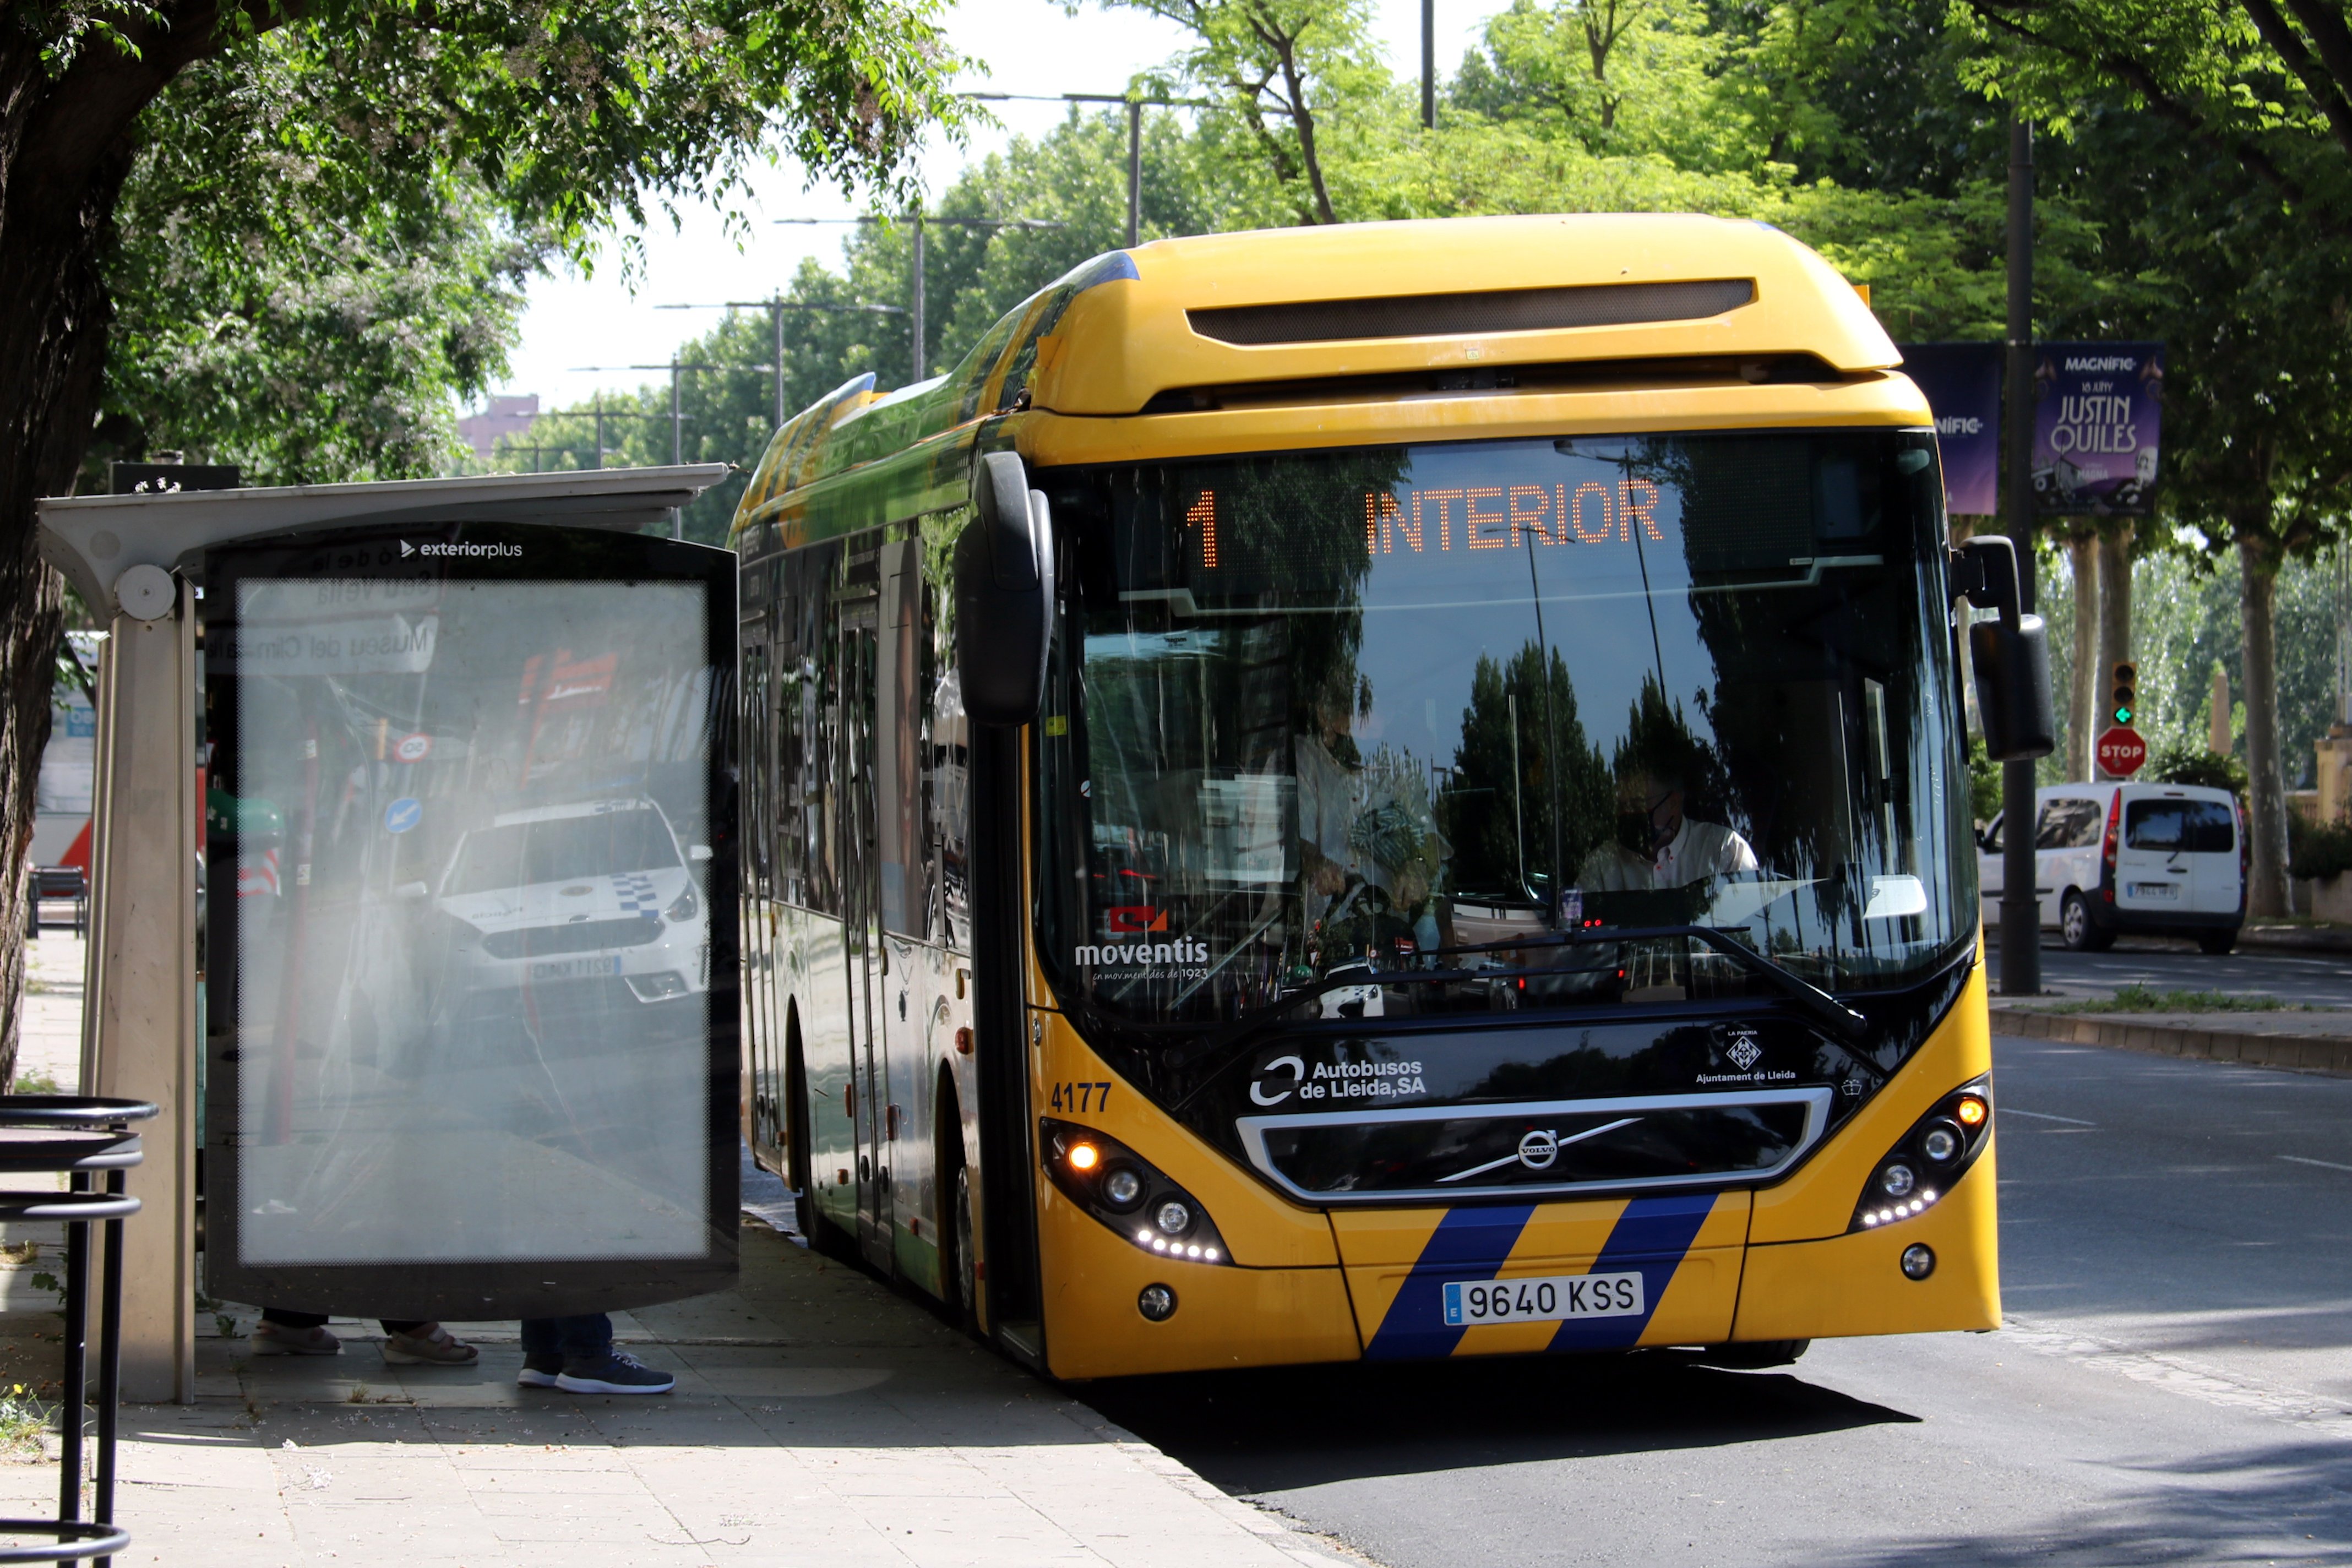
[1170,923,1868,1095]
[1543,924,1870,1043]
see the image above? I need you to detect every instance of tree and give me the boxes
[0,1,963,1082]
[89,54,543,488]
[1087,0,1389,224]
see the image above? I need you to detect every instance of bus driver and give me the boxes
[1576,765,1757,891]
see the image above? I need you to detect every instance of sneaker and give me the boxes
[381,1324,478,1366]
[516,1354,563,1389]
[249,1322,341,1357]
[554,1349,674,1395]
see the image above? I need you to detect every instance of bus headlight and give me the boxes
[1849,1076,1992,1234]
[1041,1118,1230,1265]
[1102,1167,1145,1210]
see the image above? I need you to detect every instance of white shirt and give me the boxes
[1575,816,1758,891]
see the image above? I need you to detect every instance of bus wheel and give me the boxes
[1696,1340,1809,1369]
[934,1106,978,1333]
[790,1035,856,1262]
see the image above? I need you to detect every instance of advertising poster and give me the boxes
[1898,342,2002,516]
[2033,342,2164,515]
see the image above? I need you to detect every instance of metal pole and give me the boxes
[594,395,603,470]
[2000,116,2041,998]
[1422,0,1436,129]
[1126,100,1143,248]
[772,296,787,433]
[671,362,685,538]
[911,215,927,382]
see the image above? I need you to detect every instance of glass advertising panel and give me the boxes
[203,522,737,1319]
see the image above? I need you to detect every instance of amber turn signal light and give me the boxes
[1068,1142,1101,1173]
[1955,1096,1988,1127]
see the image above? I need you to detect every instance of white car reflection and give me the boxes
[425,798,710,1027]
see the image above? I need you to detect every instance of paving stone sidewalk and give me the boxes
[0,1211,1362,1568]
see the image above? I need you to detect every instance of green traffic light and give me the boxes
[2114,705,2134,725]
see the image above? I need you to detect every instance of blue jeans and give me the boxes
[520,1314,612,1365]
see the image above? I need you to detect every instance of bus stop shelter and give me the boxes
[35,466,728,1402]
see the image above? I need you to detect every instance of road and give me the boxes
[1081,1036,2352,1566]
[2010,941,2352,1008]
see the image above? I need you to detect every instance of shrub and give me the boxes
[2146,743,2248,796]
[2289,812,2352,881]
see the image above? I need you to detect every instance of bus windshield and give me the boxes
[1035,429,1974,1027]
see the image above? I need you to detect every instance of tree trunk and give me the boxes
[2240,537,2291,917]
[2094,521,2134,773]
[0,25,196,1087]
[2066,529,2098,779]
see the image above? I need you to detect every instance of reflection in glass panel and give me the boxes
[226,579,714,1265]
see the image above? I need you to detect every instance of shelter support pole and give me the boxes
[81,584,198,1403]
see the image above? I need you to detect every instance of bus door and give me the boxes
[839,581,894,1270]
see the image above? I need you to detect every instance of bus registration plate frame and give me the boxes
[1442,1271,1645,1327]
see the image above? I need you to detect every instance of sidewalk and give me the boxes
[0,1205,1363,1567]
[1989,1001,2352,1077]
[0,933,1365,1568]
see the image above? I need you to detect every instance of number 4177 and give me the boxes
[1051,1081,1112,1113]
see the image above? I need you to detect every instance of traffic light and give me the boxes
[2111,660,2138,726]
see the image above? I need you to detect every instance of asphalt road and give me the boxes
[1080,1037,2352,1566]
[2012,943,2352,1007]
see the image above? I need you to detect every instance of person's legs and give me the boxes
[251,1308,340,1356]
[518,1317,565,1386]
[549,1314,672,1396]
[380,1319,479,1367]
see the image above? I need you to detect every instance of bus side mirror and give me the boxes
[956,450,1055,727]
[1952,537,2056,763]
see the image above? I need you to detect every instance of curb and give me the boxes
[1989,1007,2352,1077]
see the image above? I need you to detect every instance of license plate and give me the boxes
[1442,1271,1645,1326]
[2128,881,2179,900]
[528,956,623,980]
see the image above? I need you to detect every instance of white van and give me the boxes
[1978,782,2245,952]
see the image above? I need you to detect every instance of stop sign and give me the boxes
[2097,725,2147,777]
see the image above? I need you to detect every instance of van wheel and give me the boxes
[2197,929,2238,955]
[2061,892,2112,952]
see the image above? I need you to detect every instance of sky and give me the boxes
[483,0,1487,416]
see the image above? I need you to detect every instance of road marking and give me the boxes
[2002,1108,2097,1126]
[2278,1155,2352,1174]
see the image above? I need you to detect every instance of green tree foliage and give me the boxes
[91,55,542,486]
[0,0,967,1083]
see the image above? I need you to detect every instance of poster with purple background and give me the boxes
[2032,341,2164,516]
[1898,342,2002,517]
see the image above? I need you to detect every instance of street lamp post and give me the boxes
[776,214,1065,381]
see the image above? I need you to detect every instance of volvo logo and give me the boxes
[1517,1128,1559,1170]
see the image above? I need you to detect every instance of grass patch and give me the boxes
[7,1068,62,1096]
[0,1386,50,1461]
[2050,985,2301,1015]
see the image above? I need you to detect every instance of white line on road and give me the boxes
[2002,1108,2097,1125]
[2278,1155,2352,1174]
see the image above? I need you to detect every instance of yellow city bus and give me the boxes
[729,215,2048,1379]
